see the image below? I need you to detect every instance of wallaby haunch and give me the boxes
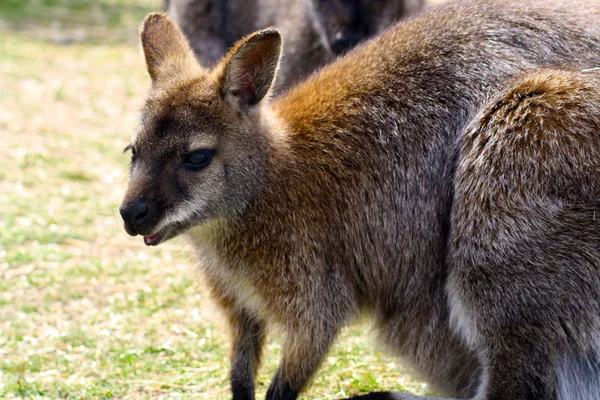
[167,0,424,92]
[120,0,600,399]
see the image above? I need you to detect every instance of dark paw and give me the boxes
[341,392,399,400]
[232,385,255,400]
[265,379,298,400]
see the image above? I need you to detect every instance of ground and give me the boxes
[0,0,443,398]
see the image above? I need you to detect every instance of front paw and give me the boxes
[265,371,299,400]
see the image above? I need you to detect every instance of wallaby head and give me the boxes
[119,13,282,246]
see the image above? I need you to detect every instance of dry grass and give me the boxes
[1,1,446,398]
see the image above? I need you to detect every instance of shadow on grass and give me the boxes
[0,0,164,44]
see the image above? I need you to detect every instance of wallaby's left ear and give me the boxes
[220,29,282,111]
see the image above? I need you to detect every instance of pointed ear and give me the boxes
[140,13,203,83]
[220,29,282,111]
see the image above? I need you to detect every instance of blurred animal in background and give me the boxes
[166,0,424,92]
[307,0,424,55]
[121,0,600,399]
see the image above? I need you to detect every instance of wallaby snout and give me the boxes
[119,200,152,236]
[119,187,167,246]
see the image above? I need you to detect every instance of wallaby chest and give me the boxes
[186,226,274,319]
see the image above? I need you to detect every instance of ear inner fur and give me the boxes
[220,29,282,111]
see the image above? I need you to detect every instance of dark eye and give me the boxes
[124,144,137,162]
[182,149,215,170]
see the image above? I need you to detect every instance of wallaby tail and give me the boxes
[557,350,600,400]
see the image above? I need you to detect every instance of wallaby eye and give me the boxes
[124,144,137,162]
[182,149,215,170]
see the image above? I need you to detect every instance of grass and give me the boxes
[0,1,438,398]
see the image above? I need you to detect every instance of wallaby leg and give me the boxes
[229,309,267,400]
[266,321,341,400]
[473,332,556,400]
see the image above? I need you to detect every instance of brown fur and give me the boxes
[120,1,600,399]
[166,0,424,92]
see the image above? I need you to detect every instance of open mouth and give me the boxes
[143,231,164,246]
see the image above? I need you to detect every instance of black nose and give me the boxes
[119,201,150,236]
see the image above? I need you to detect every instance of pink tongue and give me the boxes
[144,234,158,246]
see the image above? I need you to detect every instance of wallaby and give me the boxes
[166,0,424,91]
[120,0,600,399]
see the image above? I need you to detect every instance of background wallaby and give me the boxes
[166,0,424,92]
[120,0,600,399]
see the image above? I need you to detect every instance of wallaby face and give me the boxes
[307,0,370,54]
[119,15,280,246]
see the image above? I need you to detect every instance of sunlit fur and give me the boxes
[121,1,600,399]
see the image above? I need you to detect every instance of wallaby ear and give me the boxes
[221,29,282,111]
[140,13,203,83]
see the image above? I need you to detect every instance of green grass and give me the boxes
[0,1,436,398]
[0,0,161,44]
